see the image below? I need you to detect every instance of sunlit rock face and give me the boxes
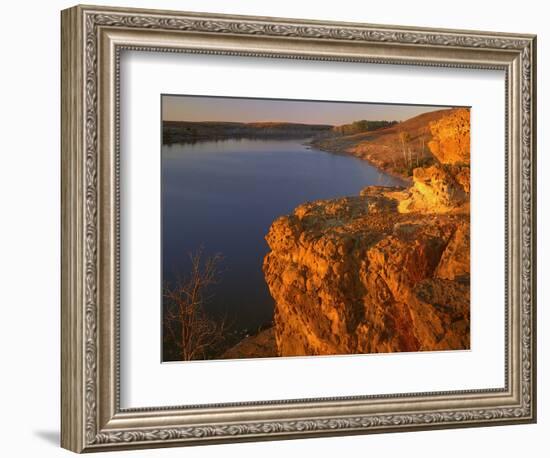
[427,108,470,165]
[399,108,471,214]
[398,165,469,214]
[263,197,470,356]
[263,109,471,357]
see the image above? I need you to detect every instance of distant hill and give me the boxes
[162,121,333,144]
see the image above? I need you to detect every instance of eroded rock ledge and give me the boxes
[263,109,471,357]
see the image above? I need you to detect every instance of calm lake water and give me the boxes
[162,138,403,334]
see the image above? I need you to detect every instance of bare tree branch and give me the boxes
[162,249,230,361]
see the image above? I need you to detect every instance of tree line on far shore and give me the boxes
[332,120,398,136]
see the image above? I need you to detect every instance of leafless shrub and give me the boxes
[162,249,229,361]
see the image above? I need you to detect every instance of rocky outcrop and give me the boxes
[398,165,469,214]
[263,109,470,357]
[396,107,471,214]
[263,195,469,356]
[427,108,470,165]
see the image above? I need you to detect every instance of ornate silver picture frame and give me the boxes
[61,4,536,453]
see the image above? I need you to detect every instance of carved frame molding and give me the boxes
[61,4,536,452]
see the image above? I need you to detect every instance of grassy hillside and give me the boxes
[311,108,464,178]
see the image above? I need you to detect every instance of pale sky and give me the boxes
[162,94,457,125]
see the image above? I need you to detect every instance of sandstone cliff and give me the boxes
[427,108,470,165]
[263,109,470,357]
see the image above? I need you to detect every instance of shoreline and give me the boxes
[306,140,413,185]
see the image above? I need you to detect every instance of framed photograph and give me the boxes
[61,4,537,453]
